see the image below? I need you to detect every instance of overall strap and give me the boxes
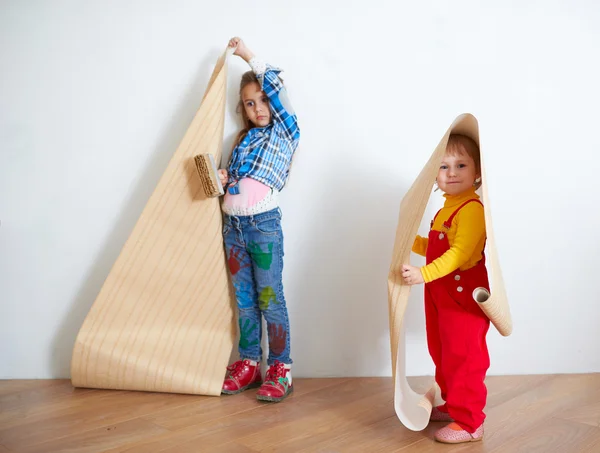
[442,199,483,230]
[430,209,442,229]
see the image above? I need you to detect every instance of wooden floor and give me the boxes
[0,375,599,452]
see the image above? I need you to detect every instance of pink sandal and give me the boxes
[434,422,484,444]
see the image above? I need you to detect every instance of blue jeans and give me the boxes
[223,208,292,365]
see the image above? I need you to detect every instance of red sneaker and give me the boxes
[221,359,262,395]
[256,361,293,402]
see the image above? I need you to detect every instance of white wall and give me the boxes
[1,0,599,379]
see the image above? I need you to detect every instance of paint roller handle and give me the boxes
[217,169,228,187]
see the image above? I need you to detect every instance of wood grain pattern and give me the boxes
[387,114,513,431]
[70,48,236,396]
[1,376,598,453]
[17,419,169,453]
[0,389,197,449]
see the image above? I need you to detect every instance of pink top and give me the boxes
[222,177,272,211]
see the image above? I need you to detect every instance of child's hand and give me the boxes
[401,264,424,285]
[218,169,228,187]
[228,37,254,61]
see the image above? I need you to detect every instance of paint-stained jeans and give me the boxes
[222,208,292,365]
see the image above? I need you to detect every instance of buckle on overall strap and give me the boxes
[436,222,451,240]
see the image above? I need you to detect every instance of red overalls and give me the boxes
[425,199,490,433]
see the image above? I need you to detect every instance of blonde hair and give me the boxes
[233,70,259,146]
[446,133,482,189]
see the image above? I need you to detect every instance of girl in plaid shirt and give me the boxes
[218,37,300,402]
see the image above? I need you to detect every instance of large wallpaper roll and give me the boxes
[71,48,236,396]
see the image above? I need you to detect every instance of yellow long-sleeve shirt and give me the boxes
[412,188,486,283]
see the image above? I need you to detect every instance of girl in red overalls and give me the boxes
[402,133,490,444]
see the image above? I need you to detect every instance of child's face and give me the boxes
[437,150,479,196]
[241,82,271,128]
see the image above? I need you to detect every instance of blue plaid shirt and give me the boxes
[226,63,300,194]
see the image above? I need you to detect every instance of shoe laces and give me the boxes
[265,360,286,382]
[226,360,248,379]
